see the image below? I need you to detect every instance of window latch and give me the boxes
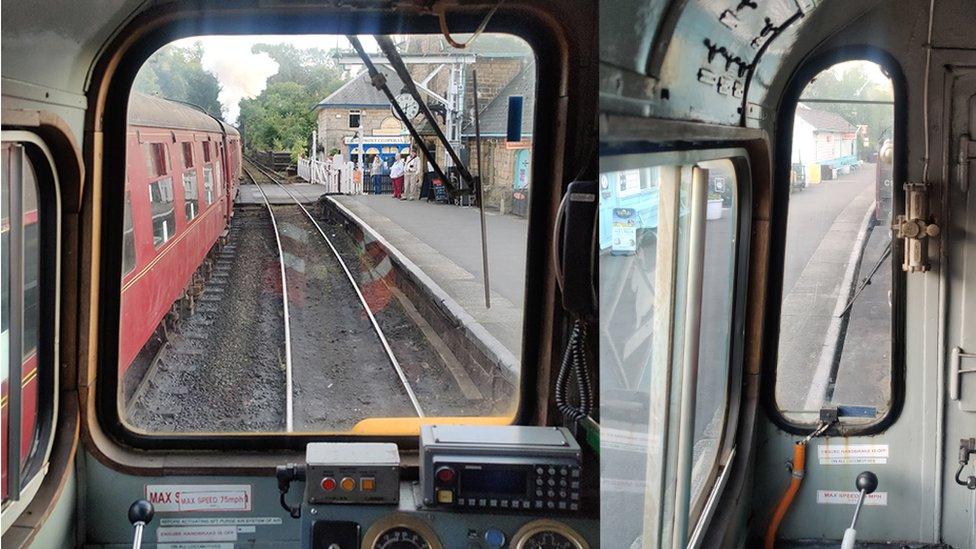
[892,181,940,272]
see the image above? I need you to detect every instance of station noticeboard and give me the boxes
[611,208,638,256]
[433,177,447,203]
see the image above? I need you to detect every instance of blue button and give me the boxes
[484,528,506,548]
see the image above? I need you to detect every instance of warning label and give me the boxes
[159,517,282,527]
[816,490,888,506]
[157,526,238,543]
[817,444,889,465]
[158,545,234,549]
[146,484,252,513]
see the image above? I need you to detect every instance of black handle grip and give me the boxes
[128,499,154,525]
[855,471,878,495]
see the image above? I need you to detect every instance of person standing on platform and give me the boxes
[404,149,421,200]
[371,156,383,195]
[390,154,405,199]
[424,161,436,202]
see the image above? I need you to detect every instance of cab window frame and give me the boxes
[599,146,752,547]
[762,45,907,437]
[0,131,61,531]
[91,6,573,453]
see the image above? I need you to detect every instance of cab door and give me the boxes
[945,61,976,548]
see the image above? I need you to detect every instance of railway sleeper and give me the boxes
[123,238,226,404]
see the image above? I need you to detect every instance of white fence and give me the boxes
[298,158,357,194]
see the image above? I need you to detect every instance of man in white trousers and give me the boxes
[404,149,422,200]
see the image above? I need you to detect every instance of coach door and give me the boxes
[217,140,230,223]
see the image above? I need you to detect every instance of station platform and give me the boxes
[332,194,527,357]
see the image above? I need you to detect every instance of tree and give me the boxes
[237,44,346,160]
[239,82,315,155]
[801,62,894,155]
[133,43,224,119]
[251,43,345,100]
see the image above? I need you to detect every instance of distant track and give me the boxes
[242,156,425,419]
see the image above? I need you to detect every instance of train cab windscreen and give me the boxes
[115,34,537,436]
[774,60,896,428]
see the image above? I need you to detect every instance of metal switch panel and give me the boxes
[304,443,399,504]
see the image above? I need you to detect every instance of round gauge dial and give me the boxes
[372,527,431,549]
[511,520,589,549]
[362,514,442,549]
[392,93,420,121]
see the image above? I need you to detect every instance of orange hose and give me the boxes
[764,442,807,549]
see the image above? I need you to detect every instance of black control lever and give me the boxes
[841,471,878,549]
[128,499,154,549]
[276,463,306,519]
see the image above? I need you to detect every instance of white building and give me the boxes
[792,103,859,182]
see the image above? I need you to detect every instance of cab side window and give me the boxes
[774,60,896,430]
[600,153,745,548]
[1,136,57,523]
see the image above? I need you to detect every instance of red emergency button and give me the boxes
[321,477,337,492]
[435,466,456,484]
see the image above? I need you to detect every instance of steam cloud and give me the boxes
[199,41,280,123]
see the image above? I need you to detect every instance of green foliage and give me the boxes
[133,43,223,119]
[800,62,895,155]
[238,44,346,160]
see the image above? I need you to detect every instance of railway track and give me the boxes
[126,207,287,432]
[242,163,295,431]
[243,157,425,427]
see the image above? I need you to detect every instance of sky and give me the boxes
[169,35,380,122]
[824,60,892,86]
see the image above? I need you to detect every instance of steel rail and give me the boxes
[244,157,425,418]
[242,164,295,432]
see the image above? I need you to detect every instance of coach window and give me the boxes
[119,33,535,438]
[149,176,175,246]
[774,59,896,429]
[213,147,222,197]
[601,151,744,547]
[182,142,194,169]
[181,143,198,221]
[1,135,58,527]
[202,165,214,205]
[122,190,137,275]
[183,173,198,221]
[143,142,169,178]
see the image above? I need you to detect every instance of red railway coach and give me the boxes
[119,93,241,388]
